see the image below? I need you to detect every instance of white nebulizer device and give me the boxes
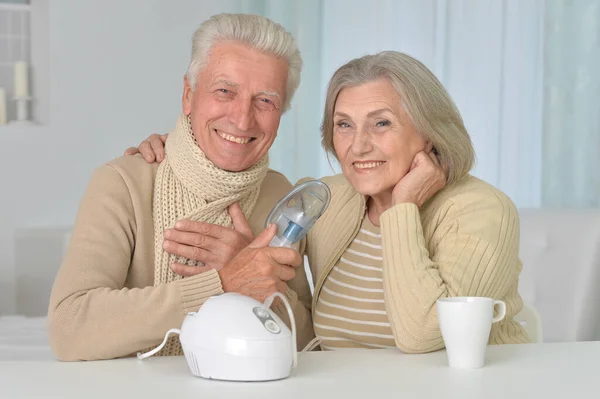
[138,292,297,382]
[266,180,331,248]
[137,181,330,382]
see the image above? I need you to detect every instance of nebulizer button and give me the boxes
[253,307,270,319]
[264,320,281,334]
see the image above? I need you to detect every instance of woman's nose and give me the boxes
[351,129,373,155]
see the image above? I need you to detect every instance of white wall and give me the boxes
[0,0,251,314]
[0,0,545,315]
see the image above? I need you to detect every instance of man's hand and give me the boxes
[124,133,168,162]
[164,203,254,277]
[392,149,448,208]
[219,224,302,303]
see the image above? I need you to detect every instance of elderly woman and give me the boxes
[131,51,529,352]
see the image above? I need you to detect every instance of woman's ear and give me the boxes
[425,141,434,153]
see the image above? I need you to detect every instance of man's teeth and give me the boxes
[354,161,384,169]
[217,131,252,144]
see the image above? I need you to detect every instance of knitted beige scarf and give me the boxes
[152,113,268,355]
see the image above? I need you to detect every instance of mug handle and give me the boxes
[492,300,506,323]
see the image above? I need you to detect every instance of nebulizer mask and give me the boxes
[265,180,331,248]
[137,180,330,381]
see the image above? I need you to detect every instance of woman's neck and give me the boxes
[366,191,393,227]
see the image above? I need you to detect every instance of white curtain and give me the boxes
[252,0,545,207]
[542,0,600,207]
[235,0,324,184]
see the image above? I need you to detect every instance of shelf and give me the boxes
[0,4,30,12]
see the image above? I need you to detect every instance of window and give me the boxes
[0,1,31,124]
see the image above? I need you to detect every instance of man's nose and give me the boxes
[228,99,256,132]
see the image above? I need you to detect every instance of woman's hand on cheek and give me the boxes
[392,150,448,208]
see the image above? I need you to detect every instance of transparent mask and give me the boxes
[265,180,331,248]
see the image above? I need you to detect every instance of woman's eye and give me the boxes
[337,122,350,128]
[376,120,391,127]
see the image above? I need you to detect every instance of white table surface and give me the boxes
[1,342,599,399]
[0,316,53,361]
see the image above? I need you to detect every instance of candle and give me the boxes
[14,61,29,98]
[0,88,6,125]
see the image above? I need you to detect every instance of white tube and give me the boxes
[137,328,182,360]
[263,292,298,368]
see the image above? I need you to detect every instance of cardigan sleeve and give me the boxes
[379,191,525,353]
[48,165,224,361]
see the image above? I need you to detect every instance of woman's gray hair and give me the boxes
[186,13,302,112]
[321,51,475,185]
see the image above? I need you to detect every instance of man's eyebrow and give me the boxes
[257,90,281,99]
[214,79,239,87]
[213,79,281,101]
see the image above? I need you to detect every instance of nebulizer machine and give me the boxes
[138,180,330,381]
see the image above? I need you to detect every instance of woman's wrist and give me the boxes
[392,194,418,207]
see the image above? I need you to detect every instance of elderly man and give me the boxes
[48,13,313,361]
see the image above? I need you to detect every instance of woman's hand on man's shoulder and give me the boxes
[123,133,168,163]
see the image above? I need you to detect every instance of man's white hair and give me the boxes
[186,13,302,112]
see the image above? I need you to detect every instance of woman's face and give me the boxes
[332,78,429,197]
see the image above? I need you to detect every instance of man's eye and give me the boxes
[257,98,277,110]
[336,122,350,128]
[218,88,229,94]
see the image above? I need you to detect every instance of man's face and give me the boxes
[182,41,289,172]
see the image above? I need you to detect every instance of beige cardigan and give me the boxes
[50,154,527,360]
[48,155,314,361]
[304,173,529,352]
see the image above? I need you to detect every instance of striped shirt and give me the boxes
[313,215,396,350]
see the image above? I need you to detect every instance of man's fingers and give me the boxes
[276,280,289,294]
[164,229,219,250]
[269,247,302,267]
[248,224,277,249]
[163,240,214,263]
[160,133,169,143]
[170,262,213,277]
[174,220,236,240]
[276,264,297,281]
[228,202,253,239]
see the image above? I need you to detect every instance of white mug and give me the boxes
[436,297,506,369]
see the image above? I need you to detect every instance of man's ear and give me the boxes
[182,74,194,115]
